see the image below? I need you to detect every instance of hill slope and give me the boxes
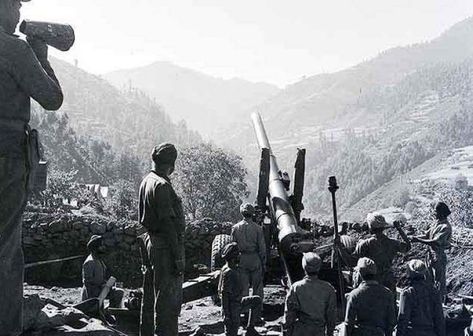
[219,17,473,220]
[104,61,280,137]
[49,58,201,161]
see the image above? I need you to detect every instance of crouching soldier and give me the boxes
[396,259,445,336]
[219,242,262,336]
[284,252,337,336]
[82,235,124,308]
[341,257,396,336]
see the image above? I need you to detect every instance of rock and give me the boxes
[124,235,136,244]
[103,238,115,247]
[48,220,68,233]
[23,236,35,245]
[23,294,46,331]
[124,225,136,236]
[90,221,106,235]
[35,304,87,330]
[72,221,84,230]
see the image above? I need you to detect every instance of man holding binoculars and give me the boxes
[0,0,63,334]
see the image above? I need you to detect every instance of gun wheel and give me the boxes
[210,233,232,305]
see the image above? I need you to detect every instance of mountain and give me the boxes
[48,58,201,162]
[253,16,473,137]
[104,61,280,137]
[219,17,473,220]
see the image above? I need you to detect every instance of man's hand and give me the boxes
[393,220,401,229]
[27,36,48,61]
[175,258,185,276]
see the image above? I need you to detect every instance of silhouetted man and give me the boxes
[0,0,63,334]
[139,143,185,336]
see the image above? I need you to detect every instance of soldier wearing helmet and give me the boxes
[339,213,411,291]
[412,201,452,301]
[230,202,267,325]
[284,252,337,336]
[341,258,396,336]
[396,259,445,336]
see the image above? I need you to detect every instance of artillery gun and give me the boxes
[178,112,352,303]
[112,113,353,323]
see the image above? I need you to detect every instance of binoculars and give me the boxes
[19,20,75,51]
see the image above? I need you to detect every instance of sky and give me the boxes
[22,0,473,87]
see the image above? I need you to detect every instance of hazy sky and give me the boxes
[22,0,473,87]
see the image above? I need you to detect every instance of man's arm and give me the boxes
[412,225,450,248]
[386,291,396,336]
[325,288,337,336]
[393,221,411,252]
[11,38,63,110]
[257,227,267,267]
[395,289,412,336]
[342,294,357,336]
[153,184,184,274]
[284,286,299,336]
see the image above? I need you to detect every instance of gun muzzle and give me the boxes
[20,20,75,52]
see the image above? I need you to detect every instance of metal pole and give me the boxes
[328,176,345,314]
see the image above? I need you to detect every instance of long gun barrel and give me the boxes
[251,112,306,283]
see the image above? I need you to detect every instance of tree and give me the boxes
[173,143,249,222]
[105,179,139,220]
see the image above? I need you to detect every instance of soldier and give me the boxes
[396,259,445,336]
[339,213,411,291]
[412,202,452,301]
[218,242,262,336]
[81,235,124,308]
[231,202,266,325]
[341,257,396,336]
[0,0,63,334]
[138,143,185,336]
[284,252,337,336]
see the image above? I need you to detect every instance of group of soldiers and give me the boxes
[215,201,452,336]
[0,1,457,336]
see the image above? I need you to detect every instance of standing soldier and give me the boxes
[284,252,337,336]
[340,214,411,291]
[341,257,396,336]
[0,0,63,334]
[231,202,267,325]
[218,242,262,336]
[396,259,445,336]
[412,202,452,302]
[138,143,185,336]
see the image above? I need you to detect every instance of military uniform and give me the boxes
[396,279,445,336]
[218,263,261,336]
[139,169,185,336]
[342,258,396,336]
[81,254,124,307]
[424,219,452,298]
[0,17,62,335]
[285,275,337,336]
[231,212,266,322]
[353,234,409,290]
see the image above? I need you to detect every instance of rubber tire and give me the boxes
[210,234,232,305]
[210,234,233,271]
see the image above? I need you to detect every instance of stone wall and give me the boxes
[22,212,233,288]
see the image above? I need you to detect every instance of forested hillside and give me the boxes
[50,59,201,161]
[104,61,280,137]
[219,18,473,220]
